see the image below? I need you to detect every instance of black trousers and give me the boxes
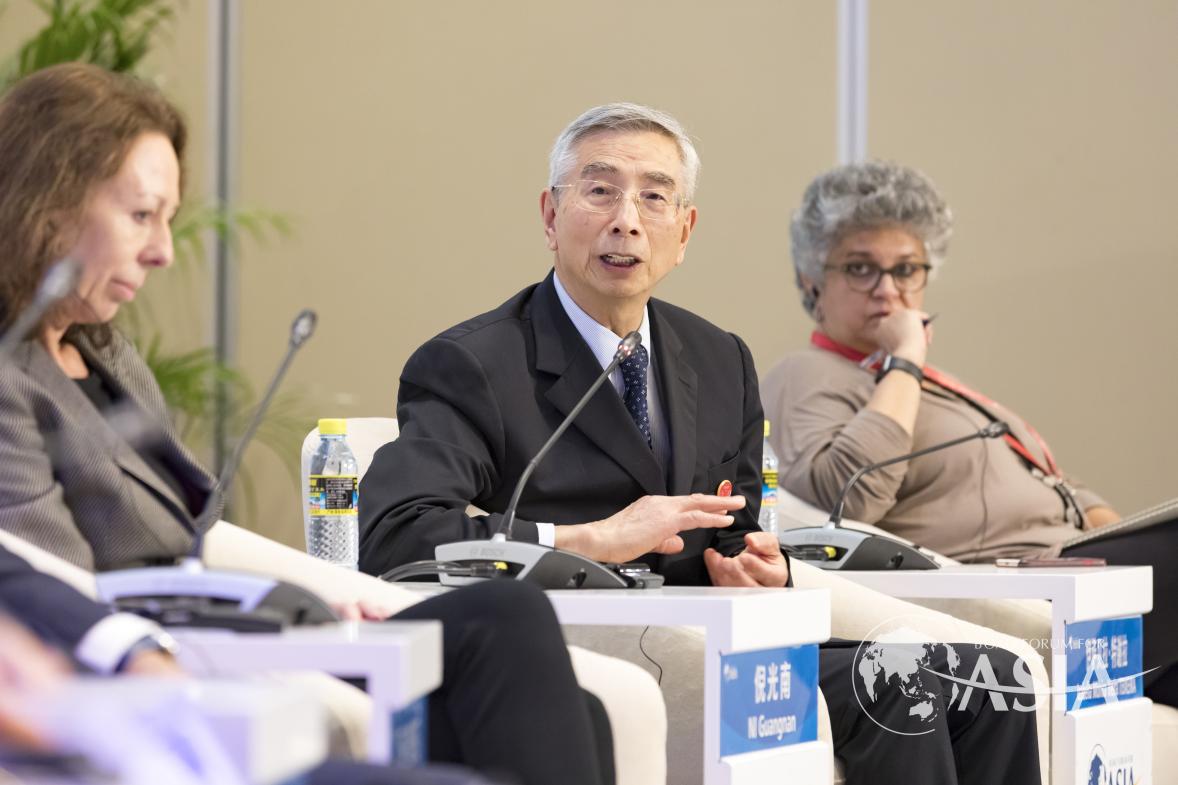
[392,581,612,785]
[1063,517,1178,706]
[819,641,1041,785]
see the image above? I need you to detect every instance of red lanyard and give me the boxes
[809,331,1061,478]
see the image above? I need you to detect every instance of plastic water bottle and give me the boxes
[759,420,779,535]
[306,418,359,569]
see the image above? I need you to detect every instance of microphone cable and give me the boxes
[379,560,508,583]
[637,625,664,686]
[921,385,996,564]
[964,412,994,565]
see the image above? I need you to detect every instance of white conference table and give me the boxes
[835,564,1154,785]
[171,620,442,763]
[402,582,835,785]
[167,583,833,783]
[545,586,833,785]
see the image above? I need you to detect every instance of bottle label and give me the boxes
[761,470,778,507]
[309,474,358,515]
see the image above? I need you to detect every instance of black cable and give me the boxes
[379,560,505,583]
[969,417,993,564]
[922,384,995,564]
[637,625,664,686]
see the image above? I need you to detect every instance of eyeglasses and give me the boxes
[551,179,684,222]
[824,261,932,293]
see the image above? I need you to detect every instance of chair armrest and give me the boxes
[202,520,421,615]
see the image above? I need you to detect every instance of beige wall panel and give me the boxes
[869,1,1178,514]
[233,0,836,544]
[138,2,216,362]
[0,3,44,54]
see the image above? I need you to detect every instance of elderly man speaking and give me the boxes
[359,103,783,588]
[358,104,1040,785]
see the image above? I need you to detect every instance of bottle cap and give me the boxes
[763,420,771,438]
[319,418,347,435]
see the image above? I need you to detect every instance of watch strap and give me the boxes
[876,355,924,384]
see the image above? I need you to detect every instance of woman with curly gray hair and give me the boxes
[761,161,1178,708]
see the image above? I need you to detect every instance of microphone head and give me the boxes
[36,258,81,305]
[615,331,642,360]
[982,421,1011,438]
[289,309,318,347]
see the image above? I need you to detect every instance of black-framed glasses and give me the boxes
[551,179,684,222]
[824,261,932,293]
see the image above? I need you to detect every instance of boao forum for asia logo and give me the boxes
[851,613,1151,773]
[1088,745,1140,785]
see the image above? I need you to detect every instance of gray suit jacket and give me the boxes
[0,333,213,570]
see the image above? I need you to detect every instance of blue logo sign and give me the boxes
[719,644,818,757]
[1065,616,1143,712]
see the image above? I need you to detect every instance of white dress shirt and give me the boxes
[75,612,169,674]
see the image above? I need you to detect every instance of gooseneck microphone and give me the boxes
[412,331,662,589]
[779,421,1011,570]
[828,420,1011,527]
[0,258,80,365]
[498,330,642,541]
[96,309,340,631]
[186,309,318,555]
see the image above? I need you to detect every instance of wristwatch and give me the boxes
[116,630,181,672]
[875,355,924,385]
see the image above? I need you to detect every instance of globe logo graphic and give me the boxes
[1088,747,1106,785]
[852,617,964,737]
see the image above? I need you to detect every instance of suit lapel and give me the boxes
[20,341,195,524]
[532,274,666,496]
[649,302,698,495]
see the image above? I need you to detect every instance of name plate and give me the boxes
[719,644,818,757]
[1065,615,1143,712]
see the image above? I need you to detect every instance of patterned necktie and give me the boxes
[620,345,652,448]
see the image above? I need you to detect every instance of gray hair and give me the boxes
[548,102,701,204]
[790,161,953,316]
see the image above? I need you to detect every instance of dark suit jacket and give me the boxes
[0,333,213,570]
[0,543,109,654]
[359,272,765,585]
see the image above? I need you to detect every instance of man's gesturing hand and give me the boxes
[555,493,746,564]
[330,600,394,622]
[704,531,790,587]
